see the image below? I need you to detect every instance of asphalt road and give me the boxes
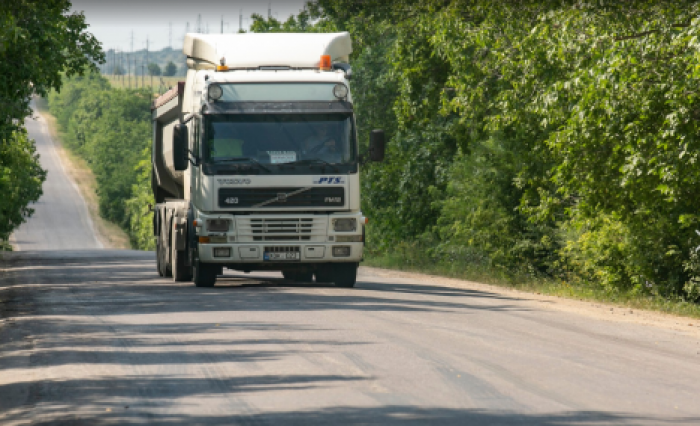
[9,101,102,251]
[1,250,700,425]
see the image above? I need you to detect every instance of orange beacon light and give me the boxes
[320,55,332,71]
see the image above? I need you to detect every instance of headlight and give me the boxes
[207,219,231,232]
[208,84,223,100]
[333,218,356,232]
[333,83,348,99]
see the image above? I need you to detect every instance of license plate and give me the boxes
[264,252,300,261]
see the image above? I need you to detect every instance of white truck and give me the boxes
[151,32,385,287]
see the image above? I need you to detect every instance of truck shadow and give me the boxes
[0,251,528,317]
[5,402,698,426]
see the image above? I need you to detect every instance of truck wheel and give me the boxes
[333,263,358,288]
[158,235,172,278]
[282,271,313,282]
[172,244,192,282]
[193,256,217,287]
[156,239,164,277]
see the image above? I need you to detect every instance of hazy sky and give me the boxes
[71,0,310,52]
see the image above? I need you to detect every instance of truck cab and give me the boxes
[151,32,385,287]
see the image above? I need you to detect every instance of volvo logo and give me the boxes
[218,178,251,185]
[276,193,288,202]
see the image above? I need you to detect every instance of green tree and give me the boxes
[308,0,700,299]
[249,13,282,33]
[0,131,46,249]
[48,73,154,248]
[0,0,103,133]
[163,61,177,77]
[0,0,102,248]
[249,9,315,33]
[147,63,161,77]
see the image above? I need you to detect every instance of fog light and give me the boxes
[335,235,363,242]
[213,247,231,258]
[207,219,231,232]
[332,246,351,257]
[333,218,356,232]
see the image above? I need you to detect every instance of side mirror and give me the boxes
[173,123,189,171]
[369,129,386,162]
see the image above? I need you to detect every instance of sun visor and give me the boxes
[183,32,352,69]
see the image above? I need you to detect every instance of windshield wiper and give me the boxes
[286,158,340,172]
[213,157,271,173]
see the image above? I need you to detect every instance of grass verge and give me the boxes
[33,97,131,249]
[363,244,700,320]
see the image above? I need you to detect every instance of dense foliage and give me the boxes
[47,74,155,250]
[248,9,315,33]
[0,0,102,249]
[0,131,46,250]
[293,0,700,301]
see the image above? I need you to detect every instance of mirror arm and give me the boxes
[359,152,371,166]
[359,153,367,166]
[188,149,200,167]
[180,113,194,125]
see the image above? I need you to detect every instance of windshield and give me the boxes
[204,114,356,169]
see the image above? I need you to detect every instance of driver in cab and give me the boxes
[303,124,338,158]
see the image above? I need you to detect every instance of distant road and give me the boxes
[10,101,102,251]
[1,250,699,425]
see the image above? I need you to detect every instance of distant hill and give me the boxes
[101,47,187,77]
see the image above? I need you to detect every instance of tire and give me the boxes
[158,235,172,278]
[172,243,193,282]
[156,239,164,277]
[283,271,313,282]
[193,254,217,287]
[332,263,358,288]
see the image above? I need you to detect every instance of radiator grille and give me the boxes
[237,216,328,243]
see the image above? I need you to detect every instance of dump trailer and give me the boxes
[151,32,386,287]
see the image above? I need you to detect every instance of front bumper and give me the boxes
[194,212,365,264]
[198,242,364,263]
